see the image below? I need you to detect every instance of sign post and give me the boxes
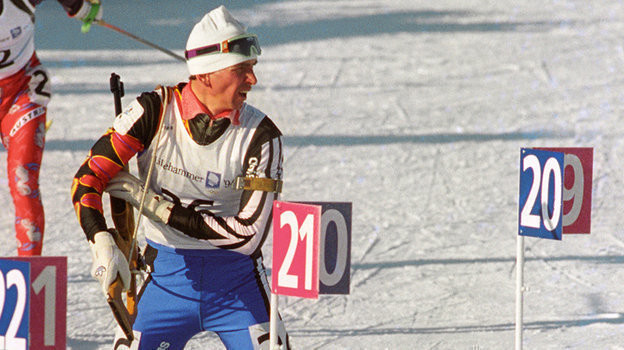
[271,201,321,349]
[270,201,353,348]
[516,147,593,349]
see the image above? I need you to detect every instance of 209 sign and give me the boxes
[518,148,593,240]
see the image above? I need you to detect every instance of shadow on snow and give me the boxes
[289,313,624,336]
[34,1,564,51]
[36,130,570,152]
[351,254,624,270]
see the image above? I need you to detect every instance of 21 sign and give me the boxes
[518,147,593,240]
[272,201,321,299]
[0,257,67,350]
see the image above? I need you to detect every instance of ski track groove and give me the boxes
[282,119,326,166]
[525,243,595,288]
[350,234,379,286]
[329,57,344,88]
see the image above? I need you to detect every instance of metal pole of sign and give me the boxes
[515,234,525,350]
[270,292,279,350]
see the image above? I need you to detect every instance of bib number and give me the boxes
[0,50,14,69]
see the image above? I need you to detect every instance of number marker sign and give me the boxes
[298,202,352,294]
[0,257,67,350]
[272,201,321,299]
[538,147,593,234]
[519,148,565,240]
[519,147,593,239]
[0,260,30,350]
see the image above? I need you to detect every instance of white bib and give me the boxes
[137,96,265,250]
[0,0,35,79]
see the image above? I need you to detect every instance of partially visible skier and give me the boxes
[0,0,102,255]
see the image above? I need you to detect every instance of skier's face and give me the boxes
[209,59,258,112]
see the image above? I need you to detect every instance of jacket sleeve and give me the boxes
[54,0,83,15]
[71,92,162,241]
[27,0,82,15]
[167,116,284,257]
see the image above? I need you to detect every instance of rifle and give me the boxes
[105,76,172,346]
[107,73,137,342]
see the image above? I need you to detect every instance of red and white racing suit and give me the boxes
[0,0,87,255]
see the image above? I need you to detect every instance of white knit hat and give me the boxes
[185,6,259,75]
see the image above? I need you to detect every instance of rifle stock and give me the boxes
[107,277,134,341]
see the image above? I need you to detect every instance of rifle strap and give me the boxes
[234,176,283,193]
[131,85,171,248]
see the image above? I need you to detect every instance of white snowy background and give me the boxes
[0,0,623,349]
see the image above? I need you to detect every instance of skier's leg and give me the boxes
[2,102,47,255]
[208,255,291,350]
[131,246,201,350]
[1,57,51,256]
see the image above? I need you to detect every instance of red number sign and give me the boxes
[539,147,593,234]
[272,201,321,299]
[10,257,67,349]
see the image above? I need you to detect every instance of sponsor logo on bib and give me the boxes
[206,171,221,188]
[10,27,21,39]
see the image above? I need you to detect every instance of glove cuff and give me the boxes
[73,0,102,33]
[72,1,95,20]
[154,201,175,224]
[90,230,115,250]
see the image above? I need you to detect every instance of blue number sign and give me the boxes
[0,259,30,350]
[518,148,564,240]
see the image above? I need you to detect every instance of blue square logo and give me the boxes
[10,27,21,39]
[206,171,221,188]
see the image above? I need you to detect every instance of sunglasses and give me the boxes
[185,34,261,60]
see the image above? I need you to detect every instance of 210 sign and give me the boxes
[272,201,352,298]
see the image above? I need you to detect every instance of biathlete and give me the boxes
[71,5,291,349]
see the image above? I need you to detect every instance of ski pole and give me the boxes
[96,19,185,62]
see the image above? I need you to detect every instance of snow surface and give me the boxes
[1,0,624,348]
